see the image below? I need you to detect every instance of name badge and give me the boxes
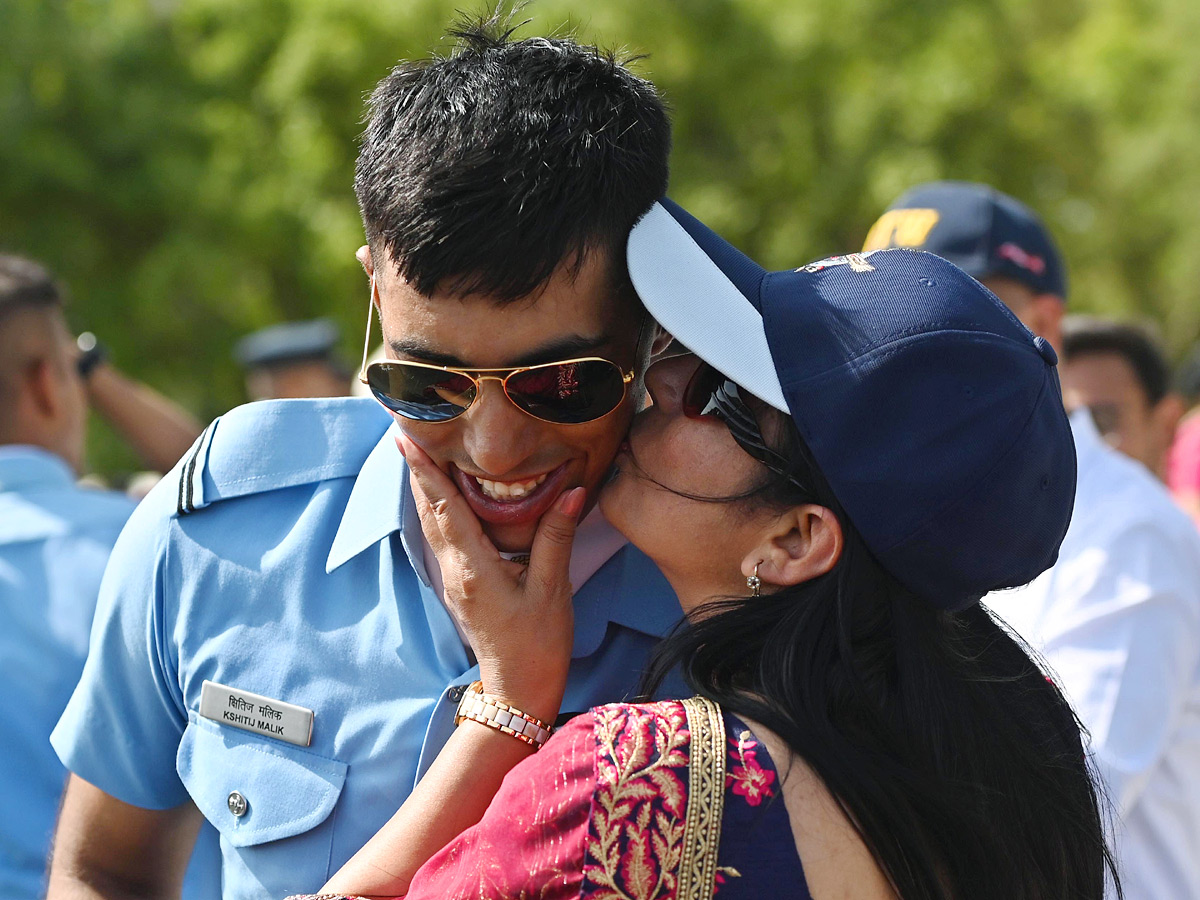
[199,680,314,747]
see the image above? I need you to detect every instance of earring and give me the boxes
[746,562,762,598]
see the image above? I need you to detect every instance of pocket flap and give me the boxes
[178,714,347,847]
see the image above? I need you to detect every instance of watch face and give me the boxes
[75,333,107,379]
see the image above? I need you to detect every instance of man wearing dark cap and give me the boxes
[863,180,1068,351]
[234,318,353,401]
[866,181,1200,899]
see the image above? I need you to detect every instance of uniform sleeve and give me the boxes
[1035,518,1200,813]
[402,713,597,900]
[50,476,192,809]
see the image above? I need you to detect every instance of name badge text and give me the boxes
[199,680,314,747]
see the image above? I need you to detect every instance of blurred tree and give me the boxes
[2,0,1199,479]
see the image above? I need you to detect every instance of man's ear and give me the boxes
[649,324,675,359]
[1154,392,1186,462]
[742,504,844,592]
[356,244,374,277]
[24,356,61,420]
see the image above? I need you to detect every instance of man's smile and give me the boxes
[473,473,550,501]
[452,462,571,525]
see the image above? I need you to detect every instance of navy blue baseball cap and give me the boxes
[863,181,1068,301]
[628,198,1076,611]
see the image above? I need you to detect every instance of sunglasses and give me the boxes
[358,290,634,425]
[682,359,804,489]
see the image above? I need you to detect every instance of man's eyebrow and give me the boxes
[387,335,614,368]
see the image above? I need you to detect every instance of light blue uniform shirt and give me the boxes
[1,446,223,900]
[52,398,683,900]
[0,446,134,898]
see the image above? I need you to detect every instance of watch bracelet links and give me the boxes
[454,680,553,748]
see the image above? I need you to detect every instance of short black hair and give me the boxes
[1062,316,1171,404]
[0,254,63,322]
[354,11,670,301]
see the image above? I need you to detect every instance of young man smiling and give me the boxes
[363,247,648,556]
[48,18,678,900]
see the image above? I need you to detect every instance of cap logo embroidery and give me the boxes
[862,208,941,251]
[798,252,877,274]
[995,242,1046,275]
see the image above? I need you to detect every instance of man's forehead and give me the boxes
[376,299,639,370]
[375,257,638,367]
[1064,350,1143,392]
[980,274,1039,309]
[376,240,623,300]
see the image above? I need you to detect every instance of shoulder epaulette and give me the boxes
[176,397,392,517]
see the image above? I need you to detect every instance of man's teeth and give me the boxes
[475,474,549,501]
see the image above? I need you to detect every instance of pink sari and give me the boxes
[292,697,807,900]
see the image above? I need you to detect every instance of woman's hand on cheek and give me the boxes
[398,434,583,724]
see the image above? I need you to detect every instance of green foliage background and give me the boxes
[4,0,1200,478]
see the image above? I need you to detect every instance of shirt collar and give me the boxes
[326,424,407,573]
[0,446,75,494]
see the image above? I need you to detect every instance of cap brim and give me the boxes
[627,202,790,413]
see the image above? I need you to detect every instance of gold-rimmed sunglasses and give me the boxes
[358,291,634,425]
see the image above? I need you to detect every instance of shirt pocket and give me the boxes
[177,713,348,890]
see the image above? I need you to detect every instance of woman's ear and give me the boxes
[742,504,843,592]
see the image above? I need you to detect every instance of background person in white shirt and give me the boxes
[866,180,1200,899]
[1060,316,1184,482]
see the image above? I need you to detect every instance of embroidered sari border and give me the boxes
[677,696,728,900]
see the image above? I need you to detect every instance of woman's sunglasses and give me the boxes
[682,359,804,488]
[358,295,634,425]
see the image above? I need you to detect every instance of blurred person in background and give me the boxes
[866,180,1200,899]
[47,16,679,900]
[0,254,217,900]
[1059,316,1183,481]
[234,318,353,401]
[1166,345,1200,527]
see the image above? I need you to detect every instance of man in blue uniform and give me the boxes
[0,256,218,899]
[0,254,130,899]
[48,18,679,900]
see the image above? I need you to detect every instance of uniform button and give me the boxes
[447,685,466,703]
[227,791,248,818]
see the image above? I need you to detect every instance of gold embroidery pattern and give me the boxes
[676,697,727,900]
[579,699,729,900]
[581,701,690,899]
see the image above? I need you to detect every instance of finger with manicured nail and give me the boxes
[526,487,585,594]
[397,434,495,564]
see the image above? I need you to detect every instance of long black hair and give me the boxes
[642,405,1119,900]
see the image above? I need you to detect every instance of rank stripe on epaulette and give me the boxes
[177,423,213,517]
